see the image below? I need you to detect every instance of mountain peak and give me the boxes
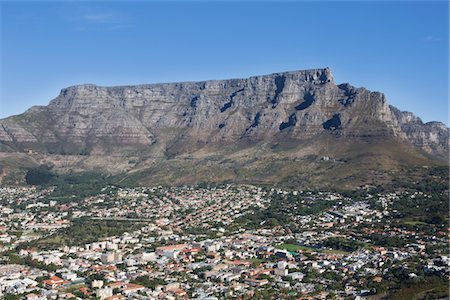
[0,68,447,187]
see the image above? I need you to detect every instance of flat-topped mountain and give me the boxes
[0,68,448,187]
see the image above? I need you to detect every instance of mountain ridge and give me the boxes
[0,68,448,187]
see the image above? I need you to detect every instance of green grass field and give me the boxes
[402,220,427,226]
[276,243,317,252]
[322,249,349,255]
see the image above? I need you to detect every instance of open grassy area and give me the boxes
[276,243,317,252]
[402,220,427,226]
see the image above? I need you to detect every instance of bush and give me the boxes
[25,165,55,185]
[131,276,166,290]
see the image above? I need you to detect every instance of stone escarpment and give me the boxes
[0,68,447,160]
[390,106,448,157]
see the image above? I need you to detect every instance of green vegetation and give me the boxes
[389,276,448,300]
[230,191,342,230]
[276,243,316,252]
[391,192,448,228]
[276,243,350,255]
[130,276,166,290]
[250,257,266,267]
[322,237,365,252]
[402,220,427,226]
[24,169,132,203]
[192,265,212,276]
[5,253,58,272]
[25,165,55,185]
[2,294,21,300]
[184,226,218,239]
[19,218,144,249]
[408,166,449,193]
[46,172,119,202]
[270,192,340,217]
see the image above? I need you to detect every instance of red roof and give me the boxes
[156,244,188,252]
[108,281,124,288]
[124,283,145,291]
[42,276,65,285]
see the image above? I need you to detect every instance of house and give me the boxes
[25,294,46,300]
[156,244,188,254]
[182,247,202,257]
[277,261,287,269]
[274,249,292,260]
[287,272,305,281]
[107,281,124,290]
[96,287,113,300]
[42,276,67,289]
[141,252,157,262]
[78,287,92,297]
[101,252,122,264]
[245,278,269,287]
[223,273,240,282]
[156,244,188,259]
[172,288,187,297]
[101,253,115,264]
[106,295,125,300]
[165,282,180,292]
[92,280,104,288]
[278,281,290,288]
[122,283,145,295]
[274,268,288,276]
[61,273,77,281]
[227,260,251,268]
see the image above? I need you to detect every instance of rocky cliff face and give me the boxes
[390,106,448,156]
[0,68,448,161]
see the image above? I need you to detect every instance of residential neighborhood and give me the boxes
[0,184,448,299]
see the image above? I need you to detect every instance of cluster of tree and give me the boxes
[192,265,212,278]
[366,234,414,248]
[231,208,282,230]
[391,192,448,227]
[24,166,130,204]
[6,252,58,272]
[25,165,55,185]
[271,192,339,217]
[19,218,143,250]
[381,165,448,193]
[48,172,118,201]
[184,226,217,239]
[412,166,448,193]
[322,237,364,252]
[130,276,166,290]
[3,294,22,300]
[231,192,341,231]
[388,274,449,300]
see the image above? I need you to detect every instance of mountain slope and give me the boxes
[0,68,447,187]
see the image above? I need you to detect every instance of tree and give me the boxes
[3,294,21,300]
[25,165,55,185]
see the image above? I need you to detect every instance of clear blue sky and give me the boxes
[1,1,448,124]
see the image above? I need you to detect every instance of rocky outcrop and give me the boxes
[390,106,448,157]
[0,68,448,160]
